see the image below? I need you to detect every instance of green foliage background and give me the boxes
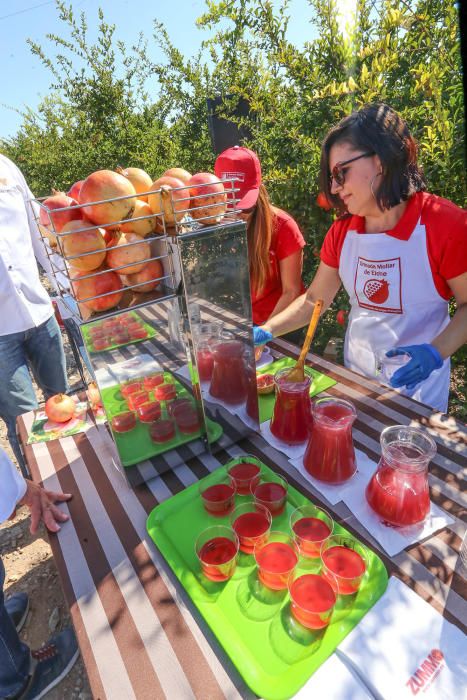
[1,0,465,417]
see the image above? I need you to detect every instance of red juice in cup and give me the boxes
[121,381,144,399]
[127,390,150,410]
[154,383,177,401]
[254,533,298,590]
[197,345,214,382]
[200,481,235,517]
[111,411,137,433]
[252,476,288,517]
[231,503,272,554]
[149,418,176,444]
[228,460,261,495]
[173,404,201,434]
[289,573,336,629]
[93,335,111,351]
[196,526,239,582]
[304,398,357,483]
[136,401,161,423]
[321,536,367,595]
[290,504,334,558]
[143,373,165,391]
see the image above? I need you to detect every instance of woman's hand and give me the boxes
[20,480,72,535]
[388,344,443,390]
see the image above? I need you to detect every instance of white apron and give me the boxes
[339,219,450,412]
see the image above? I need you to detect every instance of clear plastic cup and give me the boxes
[199,477,235,517]
[288,571,337,629]
[231,502,272,554]
[374,349,411,386]
[290,504,334,559]
[251,473,288,517]
[320,535,367,595]
[227,456,262,495]
[195,525,239,581]
[254,531,298,590]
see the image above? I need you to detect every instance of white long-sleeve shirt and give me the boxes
[0,154,56,334]
[0,449,26,523]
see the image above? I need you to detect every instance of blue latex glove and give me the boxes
[387,344,443,391]
[253,326,273,347]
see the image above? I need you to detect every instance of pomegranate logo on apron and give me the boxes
[355,256,402,314]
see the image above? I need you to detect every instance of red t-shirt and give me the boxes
[320,192,467,299]
[252,208,306,324]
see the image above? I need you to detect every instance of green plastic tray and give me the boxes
[256,357,337,423]
[82,311,157,354]
[101,372,223,467]
[146,460,388,699]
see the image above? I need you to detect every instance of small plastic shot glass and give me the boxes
[199,477,236,517]
[227,455,262,496]
[251,473,288,517]
[288,570,337,630]
[320,534,368,595]
[195,525,239,582]
[254,531,299,591]
[231,502,272,554]
[290,504,334,559]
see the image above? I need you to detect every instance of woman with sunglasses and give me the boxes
[254,103,467,412]
[214,146,306,327]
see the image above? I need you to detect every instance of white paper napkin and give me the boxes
[289,449,376,505]
[339,577,467,700]
[292,652,373,699]
[344,492,454,557]
[259,419,309,460]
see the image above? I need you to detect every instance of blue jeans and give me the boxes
[0,558,31,697]
[0,315,68,476]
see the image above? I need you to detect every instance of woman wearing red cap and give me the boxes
[214,146,306,326]
[253,104,467,412]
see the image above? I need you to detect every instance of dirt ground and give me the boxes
[0,327,92,699]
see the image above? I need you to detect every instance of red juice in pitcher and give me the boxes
[209,340,248,405]
[365,426,435,527]
[255,539,298,590]
[270,369,312,444]
[304,398,357,483]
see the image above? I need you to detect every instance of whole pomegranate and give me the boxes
[60,219,106,271]
[72,268,124,312]
[336,309,347,325]
[163,167,192,184]
[120,200,155,237]
[106,231,150,275]
[148,176,186,228]
[39,190,81,247]
[45,394,76,423]
[80,170,137,227]
[120,259,164,293]
[67,180,84,202]
[188,173,227,226]
[115,166,153,202]
[316,192,332,211]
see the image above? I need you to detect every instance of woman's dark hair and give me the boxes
[319,103,426,213]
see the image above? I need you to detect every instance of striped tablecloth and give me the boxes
[17,335,467,700]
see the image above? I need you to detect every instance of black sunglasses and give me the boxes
[329,152,375,187]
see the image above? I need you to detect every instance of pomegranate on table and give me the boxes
[115,166,153,202]
[188,173,227,226]
[80,170,137,226]
[45,394,76,423]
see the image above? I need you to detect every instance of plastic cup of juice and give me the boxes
[149,418,176,444]
[121,381,144,399]
[290,504,334,559]
[172,404,201,434]
[231,502,272,554]
[227,456,262,495]
[154,382,177,402]
[199,478,236,517]
[136,401,162,423]
[111,411,137,433]
[127,390,150,411]
[195,525,239,582]
[167,398,193,417]
[320,535,367,595]
[143,373,165,391]
[254,531,298,590]
[288,571,337,629]
[251,473,288,517]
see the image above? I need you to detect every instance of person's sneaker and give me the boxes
[5,592,29,632]
[22,627,79,700]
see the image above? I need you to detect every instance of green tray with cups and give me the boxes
[146,457,388,700]
[100,372,222,467]
[256,357,337,423]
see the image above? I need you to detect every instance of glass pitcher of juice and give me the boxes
[209,337,248,404]
[365,425,435,527]
[304,397,357,483]
[270,368,312,444]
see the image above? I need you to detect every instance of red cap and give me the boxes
[214,146,262,210]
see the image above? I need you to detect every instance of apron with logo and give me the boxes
[338,219,450,412]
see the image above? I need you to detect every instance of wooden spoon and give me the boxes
[284,299,324,383]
